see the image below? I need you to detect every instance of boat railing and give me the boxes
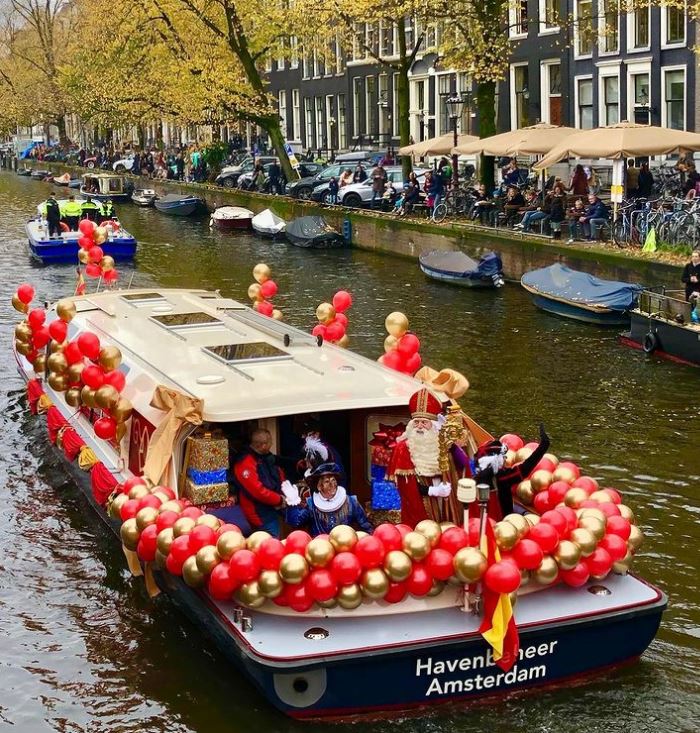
[639,289,692,323]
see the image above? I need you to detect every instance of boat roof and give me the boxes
[59,288,419,423]
[82,172,124,180]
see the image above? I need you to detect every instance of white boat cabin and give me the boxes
[81,173,127,197]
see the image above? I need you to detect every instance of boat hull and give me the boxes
[154,199,201,216]
[527,293,630,325]
[26,222,137,263]
[621,311,700,366]
[211,217,252,231]
[79,186,131,202]
[419,263,499,289]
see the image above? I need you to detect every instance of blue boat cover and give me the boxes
[419,250,503,279]
[521,263,643,311]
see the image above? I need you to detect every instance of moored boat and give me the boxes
[80,173,132,202]
[131,188,158,207]
[10,285,665,720]
[16,167,33,176]
[30,169,52,180]
[419,250,505,288]
[154,193,203,216]
[286,216,344,249]
[252,208,286,237]
[210,206,254,231]
[620,288,700,366]
[521,263,643,325]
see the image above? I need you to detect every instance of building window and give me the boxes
[577,78,593,129]
[632,72,650,107]
[313,51,322,78]
[664,4,686,45]
[277,39,285,71]
[278,91,287,137]
[290,37,299,68]
[600,0,619,54]
[629,3,649,49]
[352,23,364,61]
[265,56,272,73]
[365,75,377,139]
[541,62,562,125]
[366,22,379,57]
[302,54,311,79]
[601,75,619,125]
[380,21,394,56]
[425,23,438,50]
[437,73,453,135]
[304,97,314,148]
[336,36,344,74]
[664,68,685,129]
[512,64,529,129]
[337,94,347,149]
[405,16,414,51]
[292,90,301,141]
[392,73,399,137]
[353,77,363,138]
[315,96,325,148]
[509,0,528,37]
[575,0,594,56]
[378,74,388,138]
[539,0,559,31]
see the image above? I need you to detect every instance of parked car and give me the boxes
[239,161,324,192]
[314,166,427,207]
[113,154,136,173]
[215,155,276,188]
[288,162,371,200]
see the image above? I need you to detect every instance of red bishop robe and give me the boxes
[387,440,430,528]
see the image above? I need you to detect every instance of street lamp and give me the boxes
[329,116,337,160]
[443,93,466,185]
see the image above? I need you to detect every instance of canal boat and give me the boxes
[286,216,345,248]
[25,217,137,263]
[30,169,52,180]
[53,173,81,188]
[80,173,132,202]
[210,206,254,231]
[521,264,643,325]
[131,189,158,207]
[16,167,33,176]
[252,208,286,238]
[419,250,505,288]
[12,286,665,720]
[154,193,203,216]
[620,288,700,366]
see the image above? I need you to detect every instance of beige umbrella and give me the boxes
[452,123,576,156]
[399,132,478,158]
[533,122,700,170]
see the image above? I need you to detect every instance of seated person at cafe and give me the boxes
[580,193,609,241]
[503,186,525,226]
[566,198,586,242]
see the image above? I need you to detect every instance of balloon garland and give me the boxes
[77,220,119,283]
[377,311,422,375]
[247,263,282,320]
[311,290,352,347]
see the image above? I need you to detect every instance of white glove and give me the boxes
[280,480,301,507]
[428,482,452,498]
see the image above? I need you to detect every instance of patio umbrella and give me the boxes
[399,132,478,158]
[452,122,576,157]
[533,122,700,170]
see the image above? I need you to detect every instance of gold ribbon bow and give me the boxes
[78,445,99,471]
[415,366,470,400]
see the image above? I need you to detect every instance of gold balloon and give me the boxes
[505,449,517,467]
[49,339,65,353]
[415,519,442,548]
[530,470,553,493]
[78,249,89,265]
[80,386,97,408]
[195,514,221,531]
[589,490,612,504]
[305,538,335,567]
[524,513,541,527]
[253,263,271,284]
[628,524,644,551]
[157,527,175,555]
[316,302,336,324]
[159,499,183,514]
[99,345,122,371]
[520,568,531,587]
[612,549,633,575]
[15,340,31,356]
[196,545,221,575]
[48,373,68,392]
[279,553,309,584]
[271,309,283,321]
[337,334,350,348]
[172,516,196,537]
[385,311,409,338]
[135,506,159,531]
[503,513,529,537]
[116,422,127,442]
[246,530,272,552]
[337,583,362,609]
[453,547,487,583]
[128,485,149,500]
[95,384,120,410]
[100,255,115,271]
[553,466,576,484]
[361,568,389,600]
[33,354,46,373]
[329,525,357,552]
[66,362,84,384]
[554,540,582,570]
[217,530,246,560]
[514,447,533,464]
[402,531,431,561]
[47,352,68,374]
[440,522,457,531]
[108,493,128,520]
[15,322,32,342]
[533,556,559,585]
[182,556,205,587]
[65,387,82,407]
[154,550,168,569]
[569,527,597,556]
[12,294,29,313]
[618,504,635,523]
[494,521,519,551]
[258,570,283,598]
[578,515,606,542]
[247,283,262,301]
[384,550,412,582]
[564,487,588,508]
[383,334,399,353]
[56,299,76,322]
[579,508,606,524]
[112,397,133,423]
[428,579,445,597]
[356,531,370,540]
[543,452,559,467]
[317,597,338,609]
[151,490,171,504]
[238,581,266,608]
[94,228,107,245]
[120,517,140,551]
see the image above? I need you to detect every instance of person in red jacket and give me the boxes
[234,429,291,537]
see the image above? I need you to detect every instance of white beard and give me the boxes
[405,421,441,477]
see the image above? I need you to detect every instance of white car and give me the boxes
[336,167,427,207]
[113,155,136,173]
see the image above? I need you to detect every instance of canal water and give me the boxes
[0,172,698,733]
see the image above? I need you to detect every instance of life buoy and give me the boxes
[642,332,658,354]
[59,222,70,232]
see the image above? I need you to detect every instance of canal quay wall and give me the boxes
[28,162,682,287]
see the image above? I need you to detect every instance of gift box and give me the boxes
[184,478,229,505]
[368,508,402,527]
[187,467,228,485]
[368,422,406,468]
[188,432,228,472]
[371,479,401,511]
[370,463,386,482]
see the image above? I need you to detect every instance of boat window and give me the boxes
[152,312,222,327]
[122,292,163,301]
[203,342,289,364]
[121,293,170,308]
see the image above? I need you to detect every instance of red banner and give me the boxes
[128,409,156,477]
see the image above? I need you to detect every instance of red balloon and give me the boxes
[169,535,193,565]
[272,585,291,607]
[382,349,404,371]
[260,280,278,298]
[484,560,522,594]
[555,506,578,533]
[602,488,622,505]
[330,552,362,585]
[427,548,454,581]
[311,324,327,339]
[332,290,352,313]
[599,533,628,562]
[181,507,203,521]
[139,495,162,510]
[324,321,346,342]
[94,416,117,440]
[548,480,571,506]
[397,333,420,356]
[217,523,241,537]
[155,485,176,500]
[586,547,612,578]
[208,562,238,600]
[373,524,403,552]
[512,538,544,570]
[121,476,146,492]
[559,461,581,479]
[256,300,274,317]
[527,522,560,553]
[439,526,469,554]
[188,525,217,552]
[229,549,260,583]
[534,458,556,473]
[560,561,590,587]
[597,502,621,518]
[166,552,185,576]
[32,327,50,349]
[285,530,312,555]
[64,341,83,365]
[524,442,539,452]
[540,510,568,537]
[395,524,413,539]
[17,283,35,305]
[572,476,598,495]
[354,536,386,569]
[85,263,102,278]
[384,580,408,603]
[77,332,101,360]
[532,490,552,514]
[120,499,140,521]
[103,369,126,392]
[499,433,524,452]
[605,515,631,541]
[48,319,68,343]
[335,313,348,328]
[257,538,286,570]
[78,235,93,250]
[28,308,46,330]
[103,269,118,283]
[404,352,422,374]
[579,500,599,509]
[288,582,314,612]
[136,524,158,562]
[79,219,96,235]
[467,517,482,545]
[156,511,180,533]
[82,364,104,389]
[407,563,433,596]
[306,569,338,602]
[88,246,104,264]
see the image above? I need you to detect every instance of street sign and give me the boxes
[284,142,300,170]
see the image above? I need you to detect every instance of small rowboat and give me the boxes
[252,208,286,237]
[131,189,158,207]
[419,250,505,288]
[210,206,254,231]
[154,193,203,216]
[521,263,642,325]
[286,215,344,248]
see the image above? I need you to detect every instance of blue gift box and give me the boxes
[371,463,387,482]
[371,479,401,510]
[187,467,228,485]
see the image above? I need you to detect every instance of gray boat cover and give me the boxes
[419,250,502,278]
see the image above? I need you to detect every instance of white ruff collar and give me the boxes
[312,486,347,513]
